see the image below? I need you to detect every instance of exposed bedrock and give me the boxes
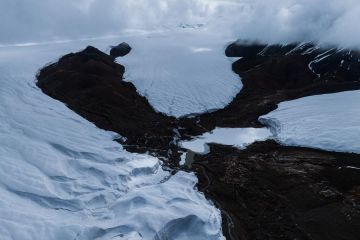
[110,42,132,57]
[193,140,360,240]
[37,46,178,159]
[36,42,360,240]
[196,41,360,131]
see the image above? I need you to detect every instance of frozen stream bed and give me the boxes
[0,34,225,239]
[179,128,272,166]
[180,127,272,154]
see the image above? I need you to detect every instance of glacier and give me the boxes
[121,27,242,117]
[0,36,224,239]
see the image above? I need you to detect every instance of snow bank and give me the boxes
[180,127,272,154]
[260,90,360,154]
[0,39,223,239]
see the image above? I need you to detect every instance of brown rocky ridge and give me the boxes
[36,42,360,240]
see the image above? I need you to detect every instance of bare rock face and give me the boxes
[196,42,360,131]
[191,42,360,239]
[37,46,177,156]
[226,41,360,83]
[192,141,360,240]
[109,42,132,57]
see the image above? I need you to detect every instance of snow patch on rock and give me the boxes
[260,90,360,154]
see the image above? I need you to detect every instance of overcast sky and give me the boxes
[0,0,359,47]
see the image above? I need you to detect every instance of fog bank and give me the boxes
[0,0,359,48]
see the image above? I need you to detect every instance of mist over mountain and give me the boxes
[1,0,359,47]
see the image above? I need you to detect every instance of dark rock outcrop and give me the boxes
[188,42,360,239]
[193,141,360,240]
[37,46,177,157]
[194,42,360,132]
[110,42,132,57]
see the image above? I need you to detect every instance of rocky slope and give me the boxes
[37,46,178,159]
[193,141,360,239]
[36,42,360,240]
[196,42,360,131]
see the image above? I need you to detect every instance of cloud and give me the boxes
[0,0,127,44]
[226,0,360,48]
[0,0,359,48]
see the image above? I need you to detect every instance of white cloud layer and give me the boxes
[0,0,359,47]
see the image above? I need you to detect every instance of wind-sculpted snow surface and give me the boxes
[121,28,242,117]
[0,41,223,239]
[260,90,360,154]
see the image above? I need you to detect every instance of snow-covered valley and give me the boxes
[0,34,229,239]
[1,24,360,240]
[1,0,360,239]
